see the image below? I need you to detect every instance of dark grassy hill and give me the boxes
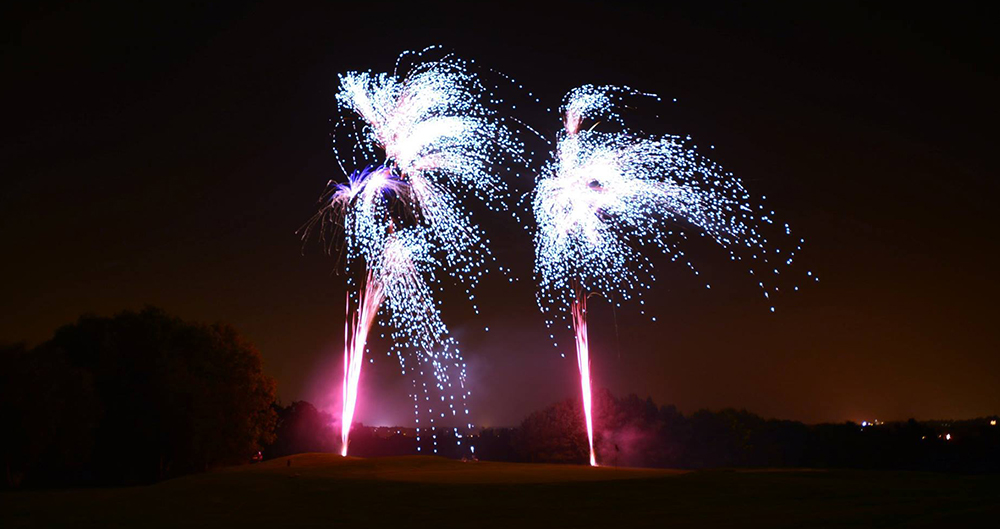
[3,454,997,527]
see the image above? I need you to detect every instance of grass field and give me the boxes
[3,454,998,527]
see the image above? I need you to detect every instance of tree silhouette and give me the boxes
[267,401,337,458]
[1,307,277,486]
[518,396,590,464]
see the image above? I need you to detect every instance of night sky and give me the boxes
[5,2,998,427]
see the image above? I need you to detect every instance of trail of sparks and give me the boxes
[533,85,814,466]
[341,272,385,456]
[306,46,529,456]
[571,287,597,466]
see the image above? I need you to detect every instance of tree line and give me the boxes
[4,308,998,489]
[473,390,1000,472]
[265,391,1000,474]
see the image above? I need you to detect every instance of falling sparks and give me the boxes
[533,85,811,466]
[307,46,529,456]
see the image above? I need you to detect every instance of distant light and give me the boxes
[992,419,997,426]
[861,421,868,427]
[945,433,952,441]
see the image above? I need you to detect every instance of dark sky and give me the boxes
[4,1,998,426]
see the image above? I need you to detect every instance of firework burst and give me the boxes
[533,85,813,465]
[308,47,529,455]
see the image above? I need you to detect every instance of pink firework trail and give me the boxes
[340,271,385,456]
[571,287,597,466]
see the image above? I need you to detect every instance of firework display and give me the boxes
[313,48,811,464]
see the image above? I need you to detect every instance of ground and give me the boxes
[3,454,998,527]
